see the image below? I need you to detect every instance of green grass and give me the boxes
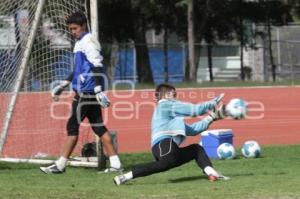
[111,80,300,90]
[1,145,300,199]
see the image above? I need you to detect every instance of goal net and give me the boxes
[0,0,101,166]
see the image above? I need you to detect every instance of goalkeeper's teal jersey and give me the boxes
[151,99,216,147]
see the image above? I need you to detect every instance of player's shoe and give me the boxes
[218,174,230,180]
[98,167,124,174]
[208,174,230,181]
[208,174,218,181]
[40,164,65,174]
[113,174,128,185]
[104,167,122,173]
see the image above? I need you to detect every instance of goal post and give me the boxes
[89,0,108,171]
[0,0,105,168]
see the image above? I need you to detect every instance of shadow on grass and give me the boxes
[169,175,208,183]
[0,165,13,170]
[227,171,287,177]
[168,170,286,184]
[98,170,288,187]
[0,163,37,170]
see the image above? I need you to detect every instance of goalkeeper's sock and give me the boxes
[55,156,68,171]
[124,171,133,180]
[109,155,122,169]
[204,166,219,177]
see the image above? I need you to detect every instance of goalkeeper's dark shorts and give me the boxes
[131,138,213,178]
[67,93,108,137]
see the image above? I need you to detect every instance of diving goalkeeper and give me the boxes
[114,84,229,185]
[40,12,122,174]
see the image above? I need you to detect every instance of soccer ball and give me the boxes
[217,143,236,160]
[241,140,261,158]
[225,98,248,119]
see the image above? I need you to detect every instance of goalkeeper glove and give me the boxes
[212,93,225,105]
[51,80,70,101]
[94,86,110,108]
[209,104,228,121]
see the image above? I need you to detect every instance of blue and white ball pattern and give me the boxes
[217,143,236,160]
[241,140,261,158]
[225,98,248,119]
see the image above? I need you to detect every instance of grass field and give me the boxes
[1,145,300,199]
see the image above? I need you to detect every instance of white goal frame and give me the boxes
[0,0,103,168]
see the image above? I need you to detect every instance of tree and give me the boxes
[202,0,291,82]
[253,0,291,82]
[98,0,134,82]
[146,0,187,83]
[97,0,294,83]
[239,0,246,81]
[187,0,196,81]
[98,0,154,84]
[194,0,238,82]
[190,0,240,82]
[265,0,291,82]
[130,1,156,84]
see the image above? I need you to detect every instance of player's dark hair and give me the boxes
[66,11,87,26]
[155,84,176,100]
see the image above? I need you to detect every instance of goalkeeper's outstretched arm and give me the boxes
[172,93,224,117]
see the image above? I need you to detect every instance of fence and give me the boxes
[263,24,300,81]
[110,43,186,84]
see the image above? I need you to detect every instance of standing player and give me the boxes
[40,12,122,174]
[114,84,229,185]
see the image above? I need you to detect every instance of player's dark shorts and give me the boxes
[131,138,213,178]
[67,93,107,137]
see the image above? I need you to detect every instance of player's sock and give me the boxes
[204,166,219,177]
[113,171,133,185]
[55,156,68,171]
[124,171,133,180]
[109,155,121,169]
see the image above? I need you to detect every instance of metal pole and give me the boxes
[89,0,106,170]
[276,27,281,69]
[90,0,99,39]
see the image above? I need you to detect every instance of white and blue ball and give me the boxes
[241,140,261,158]
[217,143,236,160]
[226,98,248,120]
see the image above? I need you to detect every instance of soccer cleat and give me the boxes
[218,174,230,180]
[98,167,124,174]
[208,174,230,181]
[113,174,127,185]
[208,174,218,181]
[104,167,123,173]
[40,164,65,174]
[105,167,122,173]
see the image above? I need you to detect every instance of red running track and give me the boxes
[0,86,299,157]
